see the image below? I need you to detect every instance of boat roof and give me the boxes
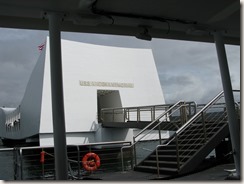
[0,0,240,45]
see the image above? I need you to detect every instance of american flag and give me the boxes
[38,43,45,51]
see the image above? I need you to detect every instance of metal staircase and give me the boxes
[121,90,240,176]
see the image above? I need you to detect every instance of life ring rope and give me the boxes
[82,152,101,171]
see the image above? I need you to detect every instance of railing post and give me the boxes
[156,147,160,178]
[154,106,156,120]
[175,136,180,171]
[19,148,23,180]
[202,111,207,143]
[123,108,126,122]
[137,108,140,122]
[121,147,125,172]
[130,146,134,170]
[181,102,187,125]
[133,137,137,165]
[77,145,81,179]
[128,109,130,121]
[14,147,21,180]
[188,103,191,118]
[151,106,156,121]
[158,124,162,145]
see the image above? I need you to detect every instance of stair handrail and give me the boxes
[176,89,240,135]
[133,100,185,140]
[120,100,190,171]
[155,90,240,176]
[175,91,224,135]
[155,91,225,147]
[154,91,225,176]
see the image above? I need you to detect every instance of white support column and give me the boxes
[48,12,68,180]
[213,31,240,178]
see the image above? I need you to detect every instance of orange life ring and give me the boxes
[82,152,101,171]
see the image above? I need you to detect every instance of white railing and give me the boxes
[11,141,131,180]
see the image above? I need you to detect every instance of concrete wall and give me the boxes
[38,38,165,145]
[0,37,165,145]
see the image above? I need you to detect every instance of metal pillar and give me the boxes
[48,12,68,180]
[213,31,240,178]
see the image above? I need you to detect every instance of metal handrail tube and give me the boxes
[17,141,131,179]
[180,113,228,162]
[155,91,225,176]
[134,101,184,140]
[155,140,175,177]
[102,103,170,112]
[101,103,181,122]
[121,145,133,172]
[120,101,185,171]
[177,108,227,157]
[133,105,182,143]
[76,145,80,179]
[19,148,23,180]
[101,101,197,125]
[155,90,239,176]
[175,91,224,135]
[19,141,131,151]
[134,107,180,143]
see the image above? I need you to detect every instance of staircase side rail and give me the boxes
[120,100,195,171]
[176,89,239,135]
[133,101,185,141]
[155,90,239,177]
[154,91,224,177]
[175,91,224,135]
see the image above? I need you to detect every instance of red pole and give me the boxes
[40,151,45,163]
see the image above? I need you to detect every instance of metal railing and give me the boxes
[100,102,197,123]
[120,101,197,171]
[155,90,240,177]
[7,141,131,180]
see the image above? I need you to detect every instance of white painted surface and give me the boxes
[0,38,165,146]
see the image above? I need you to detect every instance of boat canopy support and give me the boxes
[213,31,240,178]
[48,12,68,180]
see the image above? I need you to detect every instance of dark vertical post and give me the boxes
[213,31,240,178]
[48,12,68,180]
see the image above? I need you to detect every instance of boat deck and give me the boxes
[82,163,237,181]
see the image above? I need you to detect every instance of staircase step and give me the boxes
[149,155,177,161]
[142,160,180,168]
[157,149,198,155]
[149,154,191,162]
[132,109,229,177]
[177,138,205,143]
[134,165,178,175]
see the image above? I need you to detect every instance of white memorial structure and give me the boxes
[0,38,165,146]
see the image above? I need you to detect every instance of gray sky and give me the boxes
[0,28,240,107]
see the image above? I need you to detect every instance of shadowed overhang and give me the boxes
[0,0,240,45]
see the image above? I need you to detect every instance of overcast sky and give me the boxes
[0,28,240,107]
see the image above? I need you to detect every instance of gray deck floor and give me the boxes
[83,163,237,181]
